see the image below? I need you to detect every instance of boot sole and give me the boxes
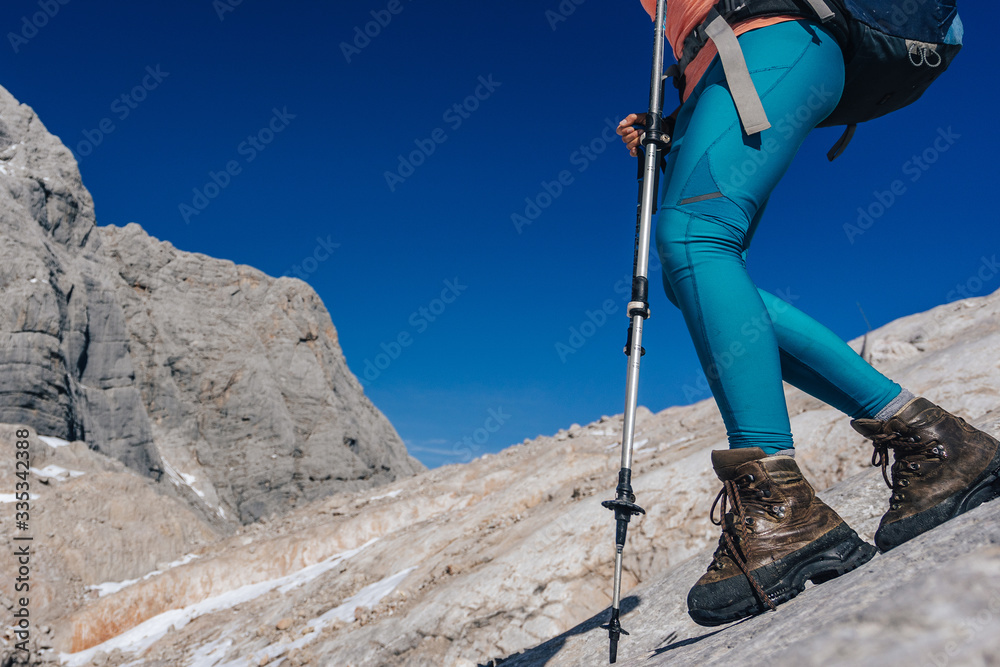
[688,522,877,627]
[876,432,1000,552]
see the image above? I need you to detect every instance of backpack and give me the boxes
[671,0,963,159]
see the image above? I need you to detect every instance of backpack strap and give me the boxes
[826,123,856,161]
[703,8,772,134]
[676,0,837,136]
[802,0,835,21]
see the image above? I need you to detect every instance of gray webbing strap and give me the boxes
[803,0,835,21]
[704,9,771,135]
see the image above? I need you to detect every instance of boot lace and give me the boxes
[708,475,776,611]
[870,431,948,490]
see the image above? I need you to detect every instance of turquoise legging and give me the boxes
[656,19,901,453]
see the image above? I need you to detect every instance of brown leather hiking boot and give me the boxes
[851,396,1000,552]
[687,448,876,627]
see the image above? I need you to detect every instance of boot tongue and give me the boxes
[886,397,937,431]
[851,418,883,437]
[711,447,766,481]
[852,397,936,437]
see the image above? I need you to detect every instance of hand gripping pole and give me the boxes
[601,0,668,662]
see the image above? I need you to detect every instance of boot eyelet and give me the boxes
[899,479,909,488]
[745,517,755,526]
[762,488,772,498]
[890,503,900,510]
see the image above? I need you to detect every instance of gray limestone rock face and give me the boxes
[0,84,157,475]
[99,222,424,523]
[0,84,423,524]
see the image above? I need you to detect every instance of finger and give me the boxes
[617,114,635,129]
[619,127,642,143]
[616,113,647,134]
[617,114,639,132]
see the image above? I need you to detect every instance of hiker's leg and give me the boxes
[656,19,845,454]
[663,21,887,627]
[662,220,903,420]
[735,194,903,420]
[758,288,902,419]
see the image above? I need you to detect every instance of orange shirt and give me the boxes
[639,0,796,101]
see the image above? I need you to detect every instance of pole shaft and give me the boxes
[604,2,667,660]
[620,316,644,471]
[612,549,624,609]
[619,0,666,475]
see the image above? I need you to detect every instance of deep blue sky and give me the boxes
[2,1,997,468]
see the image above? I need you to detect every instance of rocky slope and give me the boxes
[0,84,422,527]
[2,287,996,666]
[2,83,998,667]
[504,421,1000,667]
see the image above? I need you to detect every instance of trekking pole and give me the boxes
[601,0,669,662]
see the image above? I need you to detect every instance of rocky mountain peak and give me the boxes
[0,84,422,527]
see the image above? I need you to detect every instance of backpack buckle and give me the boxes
[720,0,746,15]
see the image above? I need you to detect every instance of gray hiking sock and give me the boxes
[874,388,916,422]
[763,448,795,458]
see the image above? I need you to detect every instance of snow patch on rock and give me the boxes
[86,553,202,598]
[60,540,378,665]
[38,435,72,448]
[30,464,84,481]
